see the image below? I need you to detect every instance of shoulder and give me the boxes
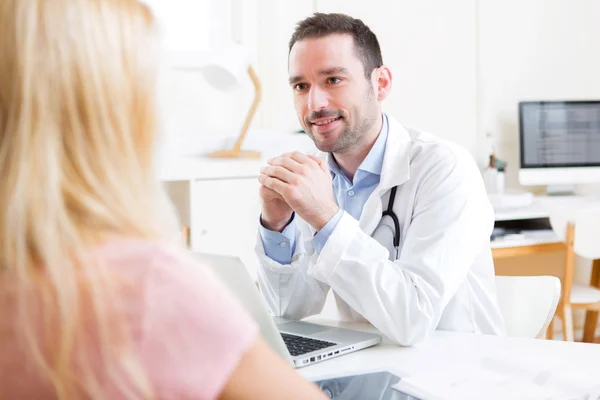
[399,129,489,211]
[406,128,481,184]
[93,239,252,325]
[408,129,474,168]
[385,116,480,183]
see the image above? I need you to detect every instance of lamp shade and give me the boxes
[200,44,250,92]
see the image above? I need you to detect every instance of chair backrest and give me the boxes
[550,206,600,260]
[495,275,561,339]
[572,208,600,260]
[549,206,600,303]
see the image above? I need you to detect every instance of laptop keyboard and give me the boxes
[280,333,337,356]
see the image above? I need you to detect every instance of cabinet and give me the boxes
[191,178,262,277]
[161,157,263,279]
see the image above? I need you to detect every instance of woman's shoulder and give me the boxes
[91,238,240,315]
[92,238,188,269]
[91,238,204,285]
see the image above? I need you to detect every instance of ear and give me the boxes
[372,66,392,102]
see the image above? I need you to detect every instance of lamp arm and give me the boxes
[232,65,262,152]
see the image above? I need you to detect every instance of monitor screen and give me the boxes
[519,101,600,168]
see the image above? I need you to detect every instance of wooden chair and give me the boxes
[549,208,600,342]
[495,275,561,339]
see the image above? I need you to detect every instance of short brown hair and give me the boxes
[289,13,383,79]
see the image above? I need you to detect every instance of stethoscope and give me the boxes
[381,186,400,259]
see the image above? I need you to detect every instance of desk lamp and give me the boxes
[200,45,261,158]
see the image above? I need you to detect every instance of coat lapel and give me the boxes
[359,117,412,237]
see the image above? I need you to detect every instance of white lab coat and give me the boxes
[255,116,506,346]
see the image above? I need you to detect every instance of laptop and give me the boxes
[195,253,381,368]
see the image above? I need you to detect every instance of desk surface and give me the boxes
[301,319,600,400]
[491,195,600,253]
[494,194,600,222]
[490,229,561,249]
[158,156,264,182]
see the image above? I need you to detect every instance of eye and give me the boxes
[328,77,342,84]
[293,83,308,91]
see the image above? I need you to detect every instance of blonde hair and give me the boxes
[0,0,180,398]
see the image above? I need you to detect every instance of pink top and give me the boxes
[0,240,258,399]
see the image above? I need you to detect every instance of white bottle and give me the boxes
[483,154,498,194]
[496,170,505,194]
[484,168,498,194]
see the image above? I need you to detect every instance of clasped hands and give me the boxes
[259,152,339,233]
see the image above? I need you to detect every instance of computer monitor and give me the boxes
[518,100,600,194]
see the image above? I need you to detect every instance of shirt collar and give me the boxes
[358,113,388,176]
[327,113,389,178]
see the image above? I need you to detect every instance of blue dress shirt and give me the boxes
[260,114,389,264]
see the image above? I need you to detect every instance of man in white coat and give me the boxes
[256,12,506,346]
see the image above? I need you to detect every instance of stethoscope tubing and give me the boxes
[381,186,400,258]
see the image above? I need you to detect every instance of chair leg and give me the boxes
[583,310,599,343]
[560,305,574,341]
[546,317,554,340]
[583,260,600,343]
[182,226,191,247]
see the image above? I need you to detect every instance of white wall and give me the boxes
[251,1,314,131]
[477,0,600,189]
[145,0,210,52]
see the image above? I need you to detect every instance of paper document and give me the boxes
[393,353,600,400]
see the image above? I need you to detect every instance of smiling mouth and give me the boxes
[311,116,342,126]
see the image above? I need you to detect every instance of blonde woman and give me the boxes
[0,0,326,399]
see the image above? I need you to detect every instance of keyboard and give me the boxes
[280,333,337,357]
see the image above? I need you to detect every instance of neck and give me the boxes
[333,114,384,182]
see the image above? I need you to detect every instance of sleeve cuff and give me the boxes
[259,214,296,265]
[312,209,344,254]
[309,212,360,282]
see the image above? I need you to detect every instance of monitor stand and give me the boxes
[546,184,575,196]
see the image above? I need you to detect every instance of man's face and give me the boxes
[288,34,380,153]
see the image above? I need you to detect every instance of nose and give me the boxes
[307,86,328,111]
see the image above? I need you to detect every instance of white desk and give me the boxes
[301,319,600,400]
[490,195,600,259]
[493,194,600,222]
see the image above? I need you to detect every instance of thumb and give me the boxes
[308,155,328,173]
